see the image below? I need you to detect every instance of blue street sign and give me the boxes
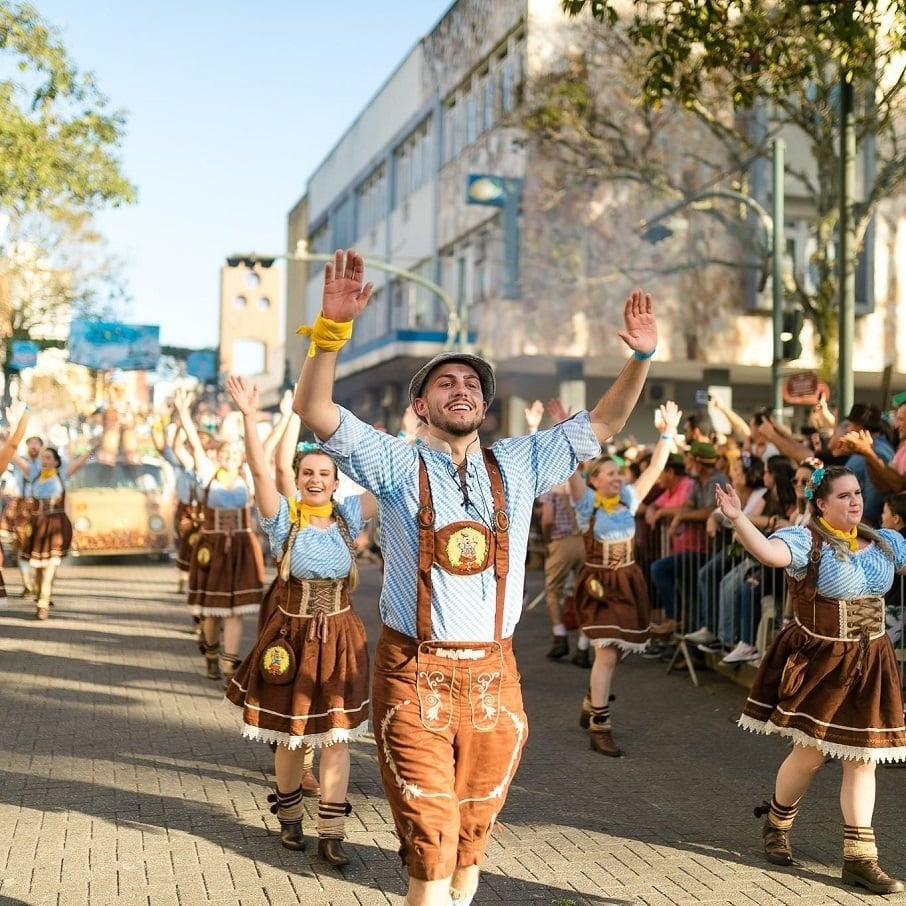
[8,340,39,371]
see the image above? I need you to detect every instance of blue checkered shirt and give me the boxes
[322,407,600,641]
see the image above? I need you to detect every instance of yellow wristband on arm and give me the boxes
[296,313,353,358]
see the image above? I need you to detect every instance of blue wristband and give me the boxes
[633,348,655,360]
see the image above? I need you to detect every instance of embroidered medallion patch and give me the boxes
[444,526,488,572]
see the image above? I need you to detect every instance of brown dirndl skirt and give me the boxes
[225,576,370,748]
[0,497,34,555]
[187,527,264,616]
[24,507,73,567]
[740,620,906,763]
[575,559,651,652]
[175,501,201,571]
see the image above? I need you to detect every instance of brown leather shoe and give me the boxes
[546,635,569,659]
[650,618,677,637]
[318,837,350,866]
[301,769,320,798]
[278,820,306,851]
[589,726,623,757]
[762,824,793,865]
[842,859,906,894]
[579,694,591,729]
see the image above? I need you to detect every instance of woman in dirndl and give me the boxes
[225,376,374,866]
[174,388,264,684]
[20,442,94,619]
[716,464,906,895]
[0,402,34,609]
[569,401,681,757]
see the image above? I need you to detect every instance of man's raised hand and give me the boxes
[617,289,657,357]
[322,249,374,322]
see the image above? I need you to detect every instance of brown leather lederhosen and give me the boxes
[371,448,529,881]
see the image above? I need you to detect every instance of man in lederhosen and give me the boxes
[294,249,659,906]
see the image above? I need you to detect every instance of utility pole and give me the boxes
[771,139,785,421]
[838,3,856,416]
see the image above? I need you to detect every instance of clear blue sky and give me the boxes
[33,0,454,349]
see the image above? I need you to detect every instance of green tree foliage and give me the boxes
[560,1,895,111]
[0,2,136,214]
[1,208,129,343]
[552,0,906,374]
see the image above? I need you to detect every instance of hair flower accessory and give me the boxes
[804,465,826,500]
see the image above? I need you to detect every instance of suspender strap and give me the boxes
[416,455,436,641]
[483,447,510,641]
[415,449,510,642]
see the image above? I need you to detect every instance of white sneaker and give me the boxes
[682,626,718,645]
[721,641,759,664]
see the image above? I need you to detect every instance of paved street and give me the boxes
[1,557,905,905]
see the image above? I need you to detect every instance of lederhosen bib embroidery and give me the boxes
[414,448,510,732]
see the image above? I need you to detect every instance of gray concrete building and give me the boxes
[283,0,906,441]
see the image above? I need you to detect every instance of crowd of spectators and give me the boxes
[534,392,906,672]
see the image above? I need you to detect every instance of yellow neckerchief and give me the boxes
[38,469,57,482]
[288,497,334,530]
[818,516,859,552]
[593,493,622,514]
[215,467,239,485]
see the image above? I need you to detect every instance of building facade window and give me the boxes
[356,164,387,236]
[310,221,330,255]
[352,287,384,347]
[333,195,355,249]
[394,117,434,208]
[441,27,525,163]
[443,98,461,163]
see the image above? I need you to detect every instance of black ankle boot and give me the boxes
[278,820,306,851]
[546,635,569,659]
[203,643,220,681]
[267,787,306,851]
[318,838,350,866]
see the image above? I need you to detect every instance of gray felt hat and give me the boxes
[408,351,496,409]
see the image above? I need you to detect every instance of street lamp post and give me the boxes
[293,242,463,350]
[226,244,463,351]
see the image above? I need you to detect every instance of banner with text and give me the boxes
[69,320,161,372]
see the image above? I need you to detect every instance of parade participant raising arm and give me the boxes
[715,466,906,894]
[293,248,658,906]
[225,375,375,867]
[0,401,31,607]
[570,400,682,758]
